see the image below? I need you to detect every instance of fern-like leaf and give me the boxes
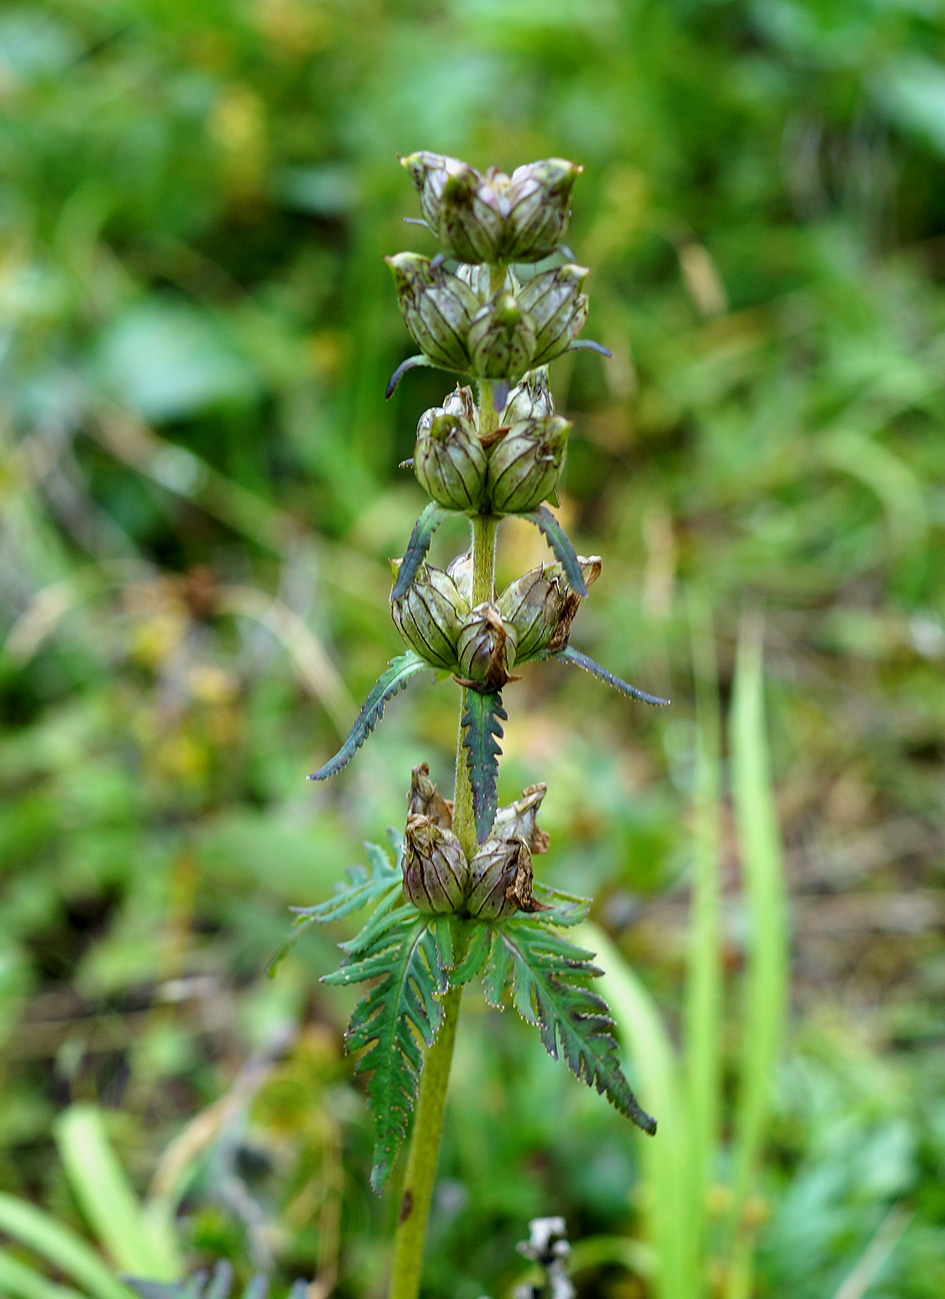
[308,652,429,781]
[522,506,587,595]
[486,915,656,1134]
[391,502,449,600]
[549,646,669,706]
[324,912,446,1191]
[461,689,507,843]
[268,841,403,975]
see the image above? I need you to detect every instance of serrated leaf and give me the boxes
[523,506,587,595]
[391,503,449,600]
[327,913,447,1190]
[485,915,656,1134]
[269,843,403,976]
[461,690,507,843]
[530,883,591,927]
[549,646,670,706]
[429,916,454,972]
[308,652,429,781]
[449,921,495,985]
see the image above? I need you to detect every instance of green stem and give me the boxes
[387,985,462,1299]
[387,385,501,1299]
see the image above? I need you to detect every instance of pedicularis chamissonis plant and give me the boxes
[287,153,668,1299]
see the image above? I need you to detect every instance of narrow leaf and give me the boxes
[55,1106,180,1280]
[488,916,656,1134]
[0,1194,132,1299]
[385,353,435,399]
[461,689,507,843]
[391,503,448,600]
[308,652,428,780]
[523,506,587,595]
[568,338,613,358]
[0,1246,84,1299]
[290,843,400,925]
[550,646,669,706]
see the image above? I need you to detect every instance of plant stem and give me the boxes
[387,389,501,1299]
[387,984,462,1299]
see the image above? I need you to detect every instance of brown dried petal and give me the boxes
[407,763,453,829]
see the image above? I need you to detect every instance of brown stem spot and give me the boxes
[400,1188,414,1223]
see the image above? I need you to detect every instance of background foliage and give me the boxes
[2,0,945,1296]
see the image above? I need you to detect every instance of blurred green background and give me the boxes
[2,0,945,1296]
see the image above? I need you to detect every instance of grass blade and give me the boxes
[55,1106,181,1280]
[579,924,697,1299]
[683,595,723,1288]
[0,1194,133,1299]
[725,615,789,1299]
[0,1247,85,1299]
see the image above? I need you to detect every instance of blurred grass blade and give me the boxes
[683,594,723,1293]
[0,1246,86,1299]
[0,1194,133,1299]
[55,1106,181,1281]
[831,1206,911,1299]
[579,923,697,1299]
[725,615,789,1299]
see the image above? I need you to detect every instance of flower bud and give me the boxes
[417,383,477,430]
[414,411,487,512]
[502,159,582,262]
[385,253,479,371]
[485,416,571,515]
[445,549,473,604]
[456,602,517,691]
[517,265,589,367]
[496,555,601,660]
[403,813,468,914]
[504,368,554,423]
[407,763,453,829]
[438,165,505,265]
[466,834,535,919]
[468,292,537,381]
[491,783,551,855]
[390,560,468,669]
[400,152,468,229]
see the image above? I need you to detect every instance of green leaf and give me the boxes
[550,646,670,706]
[449,921,495,984]
[0,1194,133,1299]
[55,1106,181,1280]
[0,1246,84,1299]
[385,353,437,400]
[523,506,587,595]
[530,883,591,927]
[325,912,447,1191]
[486,916,656,1134]
[461,689,507,843]
[391,503,449,600]
[308,652,429,781]
[269,841,403,975]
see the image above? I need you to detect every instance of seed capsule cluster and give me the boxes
[412,378,572,518]
[402,765,550,919]
[390,552,601,688]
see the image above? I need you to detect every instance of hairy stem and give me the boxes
[387,383,501,1299]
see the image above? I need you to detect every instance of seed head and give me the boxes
[403,813,468,914]
[456,602,517,692]
[466,834,535,920]
[390,560,468,669]
[517,265,589,367]
[496,556,601,660]
[485,416,571,515]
